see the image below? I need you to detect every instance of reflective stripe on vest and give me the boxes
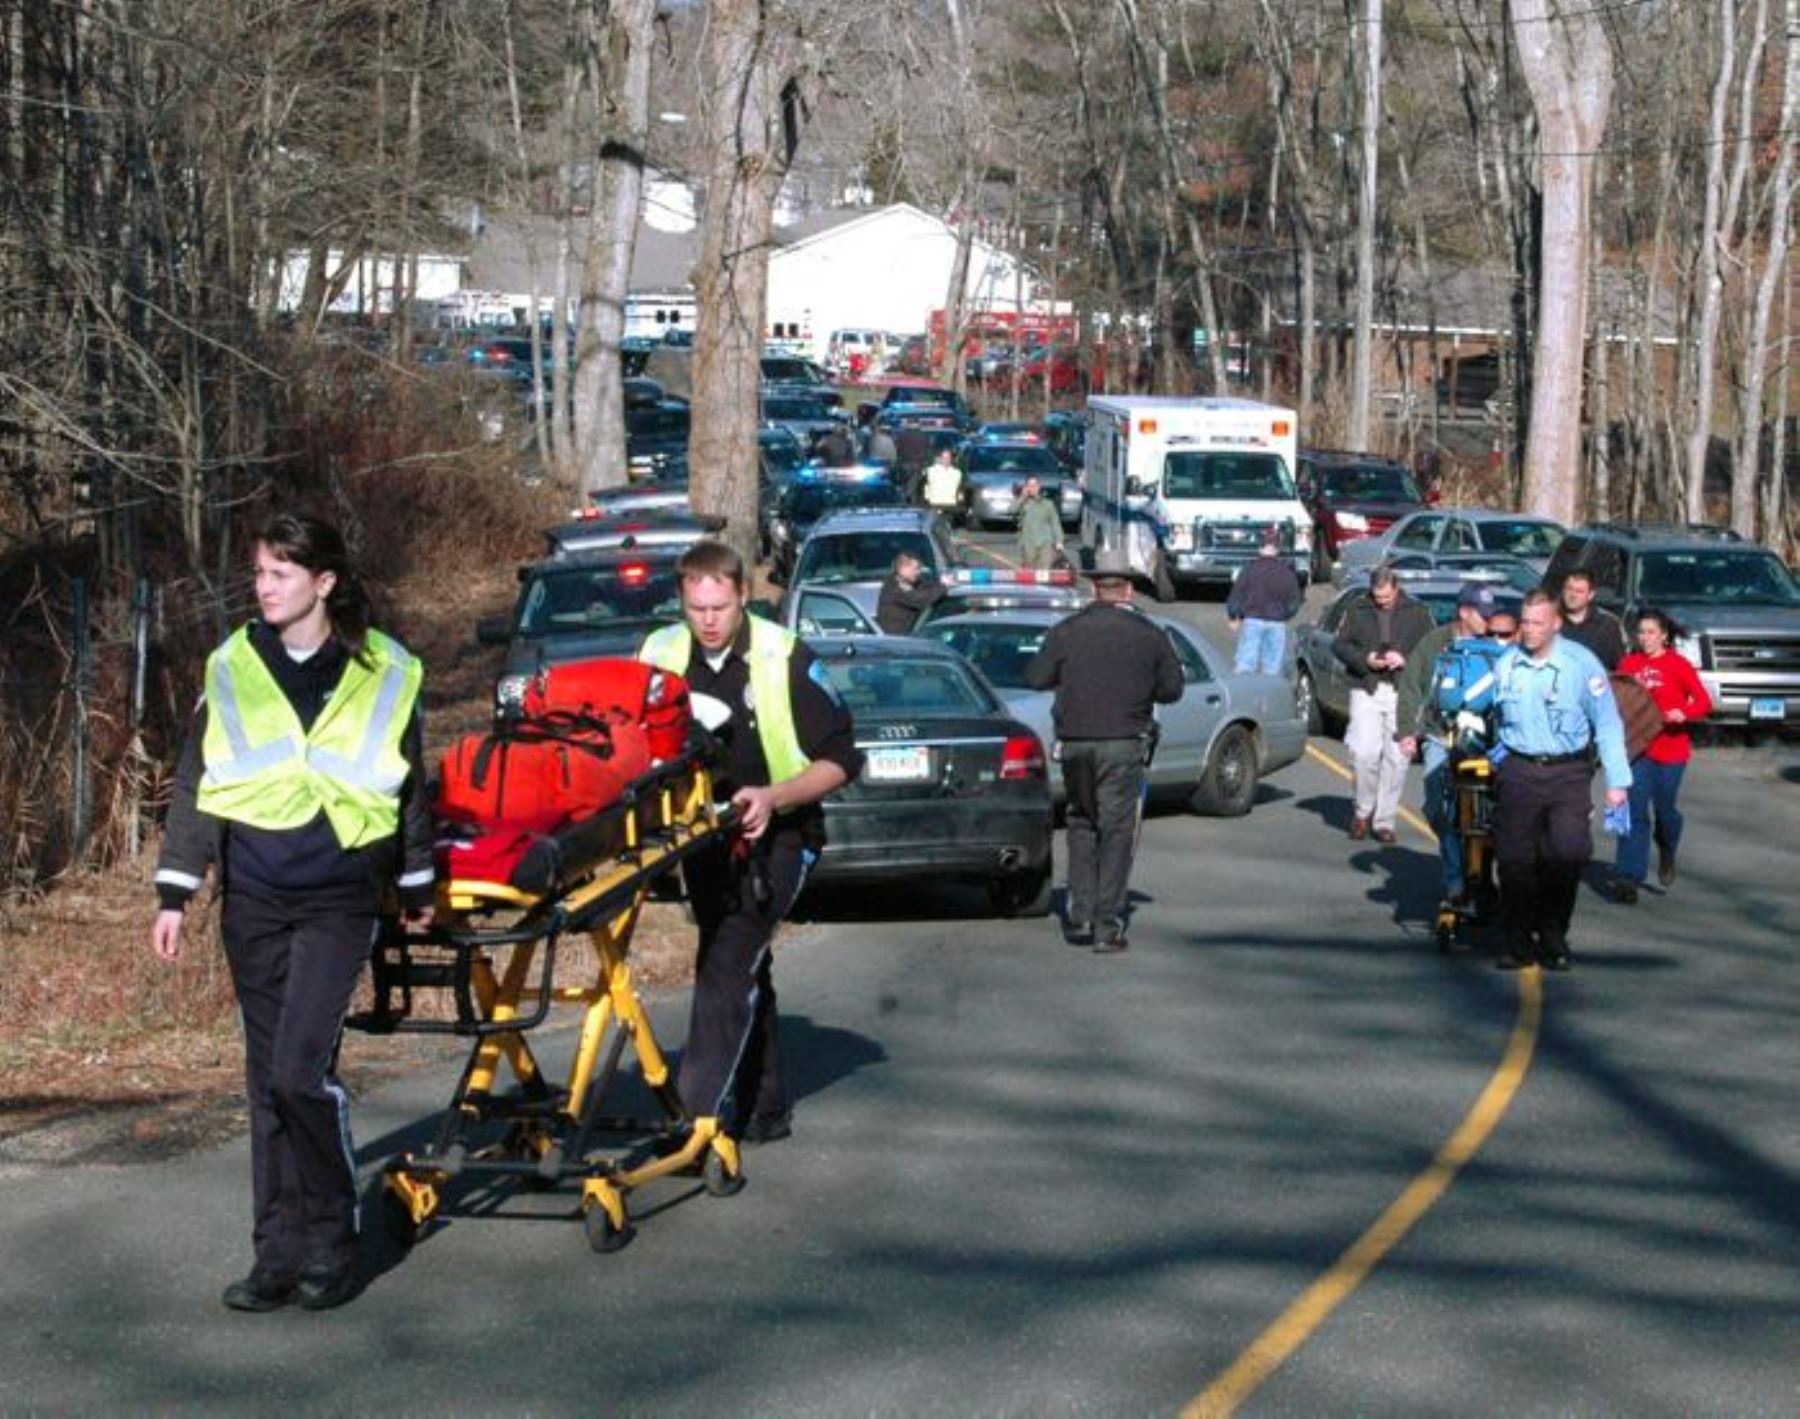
[196,627,422,849]
[640,617,811,782]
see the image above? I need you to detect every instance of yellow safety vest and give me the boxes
[640,616,812,783]
[196,627,422,849]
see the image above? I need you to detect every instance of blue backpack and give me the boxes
[1432,638,1504,719]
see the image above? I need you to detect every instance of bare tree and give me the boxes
[688,0,806,556]
[1511,0,1613,525]
[1348,0,1382,450]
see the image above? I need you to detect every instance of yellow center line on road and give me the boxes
[1184,742,1543,1419]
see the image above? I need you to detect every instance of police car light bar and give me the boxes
[946,567,1077,587]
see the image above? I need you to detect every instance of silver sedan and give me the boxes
[919,608,1307,815]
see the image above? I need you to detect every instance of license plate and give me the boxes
[864,746,932,782]
[1169,526,1194,551]
[1749,696,1788,721]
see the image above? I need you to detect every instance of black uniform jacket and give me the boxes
[154,622,434,914]
[1024,601,1184,740]
[672,617,862,849]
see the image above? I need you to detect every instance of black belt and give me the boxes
[1510,748,1590,766]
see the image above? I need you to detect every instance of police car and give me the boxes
[765,465,908,584]
[779,506,960,634]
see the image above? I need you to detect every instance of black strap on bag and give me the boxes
[470,710,619,791]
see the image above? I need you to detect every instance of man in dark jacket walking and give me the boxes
[1558,569,1626,670]
[1331,567,1435,842]
[1226,528,1304,674]
[1025,548,1183,952]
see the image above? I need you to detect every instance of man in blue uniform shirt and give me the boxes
[1490,589,1631,971]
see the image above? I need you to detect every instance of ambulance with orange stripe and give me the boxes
[1082,396,1310,600]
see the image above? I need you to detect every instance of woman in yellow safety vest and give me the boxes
[150,513,435,1313]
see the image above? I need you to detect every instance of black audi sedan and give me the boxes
[808,637,1054,917]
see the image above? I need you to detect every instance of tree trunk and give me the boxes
[1349,0,1381,451]
[1686,1,1738,520]
[573,0,656,498]
[1733,0,1797,538]
[1512,0,1613,526]
[689,0,800,558]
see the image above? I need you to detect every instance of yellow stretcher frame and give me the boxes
[351,750,743,1255]
[1434,753,1498,951]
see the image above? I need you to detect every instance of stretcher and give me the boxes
[1434,752,1498,952]
[347,742,740,1254]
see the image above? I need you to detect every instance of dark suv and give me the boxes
[1296,450,1430,581]
[1544,524,1800,728]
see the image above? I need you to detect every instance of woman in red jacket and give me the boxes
[1610,608,1711,903]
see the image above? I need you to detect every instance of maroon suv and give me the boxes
[1297,451,1432,580]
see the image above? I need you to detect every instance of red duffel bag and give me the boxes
[518,657,691,761]
[435,655,690,890]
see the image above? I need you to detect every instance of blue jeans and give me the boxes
[1234,618,1287,675]
[1421,739,1465,899]
[1615,757,1686,884]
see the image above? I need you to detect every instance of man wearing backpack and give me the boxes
[1399,584,1504,939]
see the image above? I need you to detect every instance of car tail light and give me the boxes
[1000,733,1047,780]
[617,562,651,588]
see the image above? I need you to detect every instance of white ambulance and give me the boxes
[1081,396,1309,599]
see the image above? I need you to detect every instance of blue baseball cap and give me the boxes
[1457,583,1497,616]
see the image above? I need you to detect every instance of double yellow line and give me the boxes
[1185,744,1544,1417]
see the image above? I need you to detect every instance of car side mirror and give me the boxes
[1127,477,1157,499]
[476,615,512,646]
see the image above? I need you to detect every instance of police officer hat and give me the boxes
[1085,547,1134,582]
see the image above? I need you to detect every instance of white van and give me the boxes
[1082,396,1310,599]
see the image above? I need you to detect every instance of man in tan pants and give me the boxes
[1330,567,1434,842]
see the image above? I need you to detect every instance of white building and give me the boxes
[766,203,1055,364]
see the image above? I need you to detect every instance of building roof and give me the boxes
[465,213,697,297]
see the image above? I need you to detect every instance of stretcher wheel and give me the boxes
[381,1187,423,1249]
[703,1150,746,1198]
[583,1199,633,1254]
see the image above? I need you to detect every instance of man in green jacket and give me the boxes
[1017,476,1064,570]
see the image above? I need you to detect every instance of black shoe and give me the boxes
[740,1112,792,1147]
[221,1269,297,1313]
[1538,930,1571,972]
[1494,932,1536,971]
[1656,847,1677,887]
[1062,919,1096,948]
[1093,920,1128,954]
[1610,879,1639,905]
[296,1264,361,1311]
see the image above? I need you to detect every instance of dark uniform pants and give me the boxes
[680,832,813,1128]
[1061,738,1147,928]
[222,893,377,1276]
[1494,756,1593,941]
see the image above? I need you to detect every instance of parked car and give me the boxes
[919,609,1306,814]
[1334,508,1565,587]
[807,636,1055,917]
[879,382,978,432]
[543,508,724,560]
[765,472,908,584]
[625,399,691,481]
[1340,549,1542,594]
[782,567,1089,638]
[1296,450,1431,581]
[957,441,1079,529]
[759,355,835,392]
[780,506,960,629]
[478,547,686,695]
[1544,523,1800,728]
[761,391,848,449]
[1293,580,1527,734]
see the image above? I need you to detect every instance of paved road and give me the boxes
[2,537,1795,1415]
